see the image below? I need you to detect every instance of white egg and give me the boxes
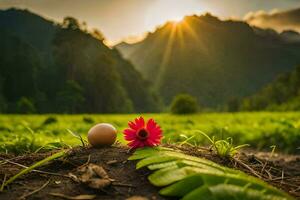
[87,123,117,147]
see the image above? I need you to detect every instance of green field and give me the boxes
[0,112,300,154]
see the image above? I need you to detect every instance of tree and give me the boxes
[170,94,198,114]
[92,29,104,41]
[226,97,240,112]
[56,80,85,113]
[0,77,6,113]
[62,17,81,30]
[0,95,6,113]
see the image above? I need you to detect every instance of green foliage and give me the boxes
[240,66,300,111]
[171,94,198,114]
[0,95,6,113]
[226,97,240,112]
[0,113,300,154]
[56,80,85,113]
[16,97,36,114]
[0,9,160,113]
[129,147,294,200]
[42,116,58,126]
[82,116,94,124]
[197,130,249,158]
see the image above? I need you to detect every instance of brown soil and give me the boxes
[0,145,299,200]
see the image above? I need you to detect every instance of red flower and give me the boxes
[123,117,163,149]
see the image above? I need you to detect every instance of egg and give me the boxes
[87,123,117,147]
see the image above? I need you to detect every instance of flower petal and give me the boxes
[128,140,144,149]
[146,118,156,131]
[135,116,145,128]
[128,121,138,130]
[123,129,137,140]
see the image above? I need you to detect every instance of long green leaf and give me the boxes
[130,147,294,200]
[159,174,204,196]
[3,150,66,188]
[183,184,292,200]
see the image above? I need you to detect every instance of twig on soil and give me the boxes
[49,193,96,200]
[265,168,273,180]
[0,174,7,191]
[112,182,135,188]
[0,158,69,178]
[106,160,118,165]
[233,158,262,178]
[18,179,50,200]
[281,169,284,185]
[292,186,300,192]
[77,155,91,169]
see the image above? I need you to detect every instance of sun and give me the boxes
[169,15,184,24]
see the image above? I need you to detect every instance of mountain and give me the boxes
[116,13,300,107]
[246,8,300,33]
[239,66,300,111]
[0,8,160,113]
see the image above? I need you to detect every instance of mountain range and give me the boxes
[1,8,300,113]
[116,13,300,107]
[0,8,160,113]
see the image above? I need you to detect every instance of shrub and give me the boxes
[16,97,36,114]
[42,116,58,126]
[170,94,198,114]
[83,116,94,124]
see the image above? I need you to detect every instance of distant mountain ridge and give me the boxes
[0,8,160,113]
[116,13,300,107]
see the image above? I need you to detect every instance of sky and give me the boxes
[1,0,300,45]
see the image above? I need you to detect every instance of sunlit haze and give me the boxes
[1,0,300,45]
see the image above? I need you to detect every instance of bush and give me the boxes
[42,116,58,126]
[170,94,198,114]
[16,97,36,114]
[83,116,94,124]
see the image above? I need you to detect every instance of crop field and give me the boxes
[0,112,300,154]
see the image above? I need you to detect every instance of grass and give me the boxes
[195,130,250,158]
[0,112,299,154]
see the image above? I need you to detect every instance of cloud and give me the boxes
[245,7,300,33]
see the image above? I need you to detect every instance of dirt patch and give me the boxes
[0,145,299,200]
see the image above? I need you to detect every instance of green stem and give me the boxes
[2,150,67,189]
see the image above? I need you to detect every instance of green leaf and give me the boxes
[3,150,66,188]
[136,154,177,169]
[128,147,169,160]
[159,174,204,196]
[129,147,294,200]
[135,149,230,172]
[149,166,214,186]
[148,160,178,170]
[182,185,216,200]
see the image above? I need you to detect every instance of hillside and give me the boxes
[239,66,300,111]
[0,8,160,113]
[116,13,300,107]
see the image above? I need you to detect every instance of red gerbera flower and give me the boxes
[123,117,163,149]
